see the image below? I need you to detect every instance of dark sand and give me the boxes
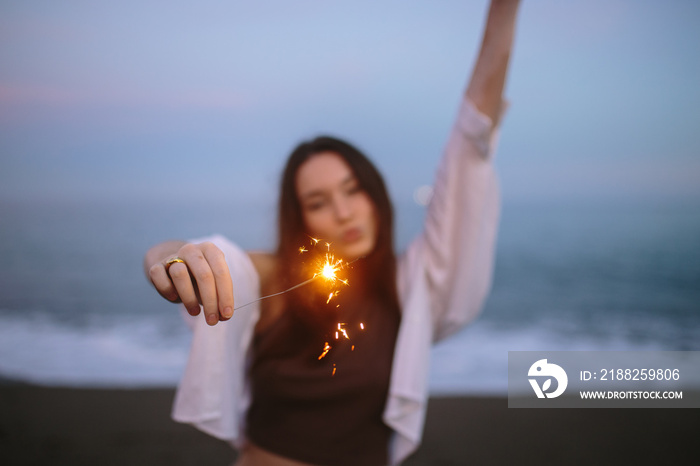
[0,383,694,465]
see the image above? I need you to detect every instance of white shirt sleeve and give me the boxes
[403,96,505,342]
[387,96,507,464]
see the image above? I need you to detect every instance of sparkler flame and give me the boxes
[315,251,343,283]
[310,243,349,305]
[233,238,351,311]
[231,237,364,377]
[322,262,337,280]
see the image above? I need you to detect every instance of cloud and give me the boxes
[0,82,251,110]
[0,84,76,105]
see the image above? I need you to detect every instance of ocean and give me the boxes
[1,197,699,394]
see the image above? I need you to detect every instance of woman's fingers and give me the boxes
[148,262,181,303]
[176,244,217,324]
[148,242,233,325]
[176,242,234,326]
[168,260,202,317]
[201,242,234,321]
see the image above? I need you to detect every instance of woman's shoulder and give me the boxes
[247,251,278,283]
[247,251,285,335]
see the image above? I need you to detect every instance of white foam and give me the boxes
[0,311,682,392]
[0,312,190,387]
[427,320,667,395]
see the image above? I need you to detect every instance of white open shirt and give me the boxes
[172,96,505,465]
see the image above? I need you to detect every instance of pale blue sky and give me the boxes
[1,0,699,205]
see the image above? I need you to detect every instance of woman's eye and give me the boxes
[306,200,326,211]
[346,184,362,195]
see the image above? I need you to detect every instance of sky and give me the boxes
[1,0,699,206]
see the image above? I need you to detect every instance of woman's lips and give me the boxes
[342,227,362,243]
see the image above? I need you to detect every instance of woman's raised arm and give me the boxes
[466,0,521,125]
[400,0,522,341]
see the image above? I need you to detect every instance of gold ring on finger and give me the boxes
[164,257,186,272]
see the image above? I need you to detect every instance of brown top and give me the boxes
[246,289,400,466]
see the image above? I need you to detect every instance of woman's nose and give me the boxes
[332,196,352,222]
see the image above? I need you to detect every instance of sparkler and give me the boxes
[229,238,365,376]
[232,238,353,311]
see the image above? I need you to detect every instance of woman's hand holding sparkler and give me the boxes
[144,241,234,326]
[145,237,355,326]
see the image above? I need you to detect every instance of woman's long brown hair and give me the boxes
[276,136,399,313]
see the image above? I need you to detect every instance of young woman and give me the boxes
[144,1,520,464]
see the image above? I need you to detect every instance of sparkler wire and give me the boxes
[233,276,318,311]
[231,254,364,312]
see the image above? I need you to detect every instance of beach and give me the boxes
[1,383,695,465]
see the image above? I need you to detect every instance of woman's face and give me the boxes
[295,151,377,261]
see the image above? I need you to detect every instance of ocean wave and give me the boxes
[0,309,680,393]
[0,311,190,387]
[428,319,669,395]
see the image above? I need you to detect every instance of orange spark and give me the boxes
[360,322,364,330]
[318,342,331,360]
[299,246,308,253]
[332,364,336,376]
